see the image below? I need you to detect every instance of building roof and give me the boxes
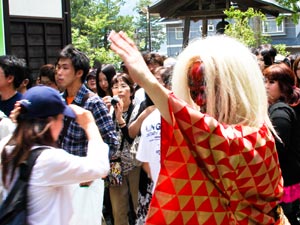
[149,0,294,20]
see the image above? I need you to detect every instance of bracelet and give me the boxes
[118,122,126,127]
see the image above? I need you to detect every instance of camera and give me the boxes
[110,95,120,106]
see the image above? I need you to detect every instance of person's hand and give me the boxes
[102,96,112,110]
[113,98,125,123]
[68,104,95,130]
[10,101,21,123]
[109,30,172,124]
[68,104,103,141]
[108,31,153,86]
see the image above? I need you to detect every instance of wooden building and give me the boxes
[1,0,71,80]
[149,0,294,47]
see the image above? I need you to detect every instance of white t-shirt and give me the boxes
[0,113,15,141]
[136,109,161,193]
[133,88,145,106]
[1,140,109,225]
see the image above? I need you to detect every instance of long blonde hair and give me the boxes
[172,35,272,130]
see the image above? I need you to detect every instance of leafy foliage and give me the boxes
[275,0,299,24]
[224,7,290,56]
[224,7,269,48]
[71,0,135,67]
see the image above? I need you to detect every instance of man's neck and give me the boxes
[0,89,17,101]
[66,81,82,97]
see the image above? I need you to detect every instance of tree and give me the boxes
[71,0,135,66]
[224,7,269,48]
[134,0,165,52]
[224,7,289,56]
[275,0,299,24]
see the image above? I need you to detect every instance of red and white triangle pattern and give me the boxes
[145,94,283,225]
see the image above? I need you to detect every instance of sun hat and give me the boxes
[19,85,75,119]
[86,69,96,80]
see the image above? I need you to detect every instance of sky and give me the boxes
[119,0,156,16]
[119,0,138,16]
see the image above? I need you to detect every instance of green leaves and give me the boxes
[71,0,135,67]
[224,7,268,48]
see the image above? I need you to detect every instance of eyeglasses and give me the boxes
[112,83,129,90]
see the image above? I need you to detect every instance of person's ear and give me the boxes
[22,78,29,87]
[6,74,14,84]
[75,69,83,78]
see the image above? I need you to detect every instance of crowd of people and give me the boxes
[1,29,300,225]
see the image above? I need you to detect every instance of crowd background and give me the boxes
[1,31,300,225]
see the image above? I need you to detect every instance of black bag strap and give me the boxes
[115,103,135,152]
[0,147,47,223]
[19,147,46,181]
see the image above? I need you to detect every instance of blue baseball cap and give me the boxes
[20,85,75,119]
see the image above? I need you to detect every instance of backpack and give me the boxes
[0,147,46,225]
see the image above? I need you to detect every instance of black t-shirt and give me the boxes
[0,92,23,117]
[269,101,300,186]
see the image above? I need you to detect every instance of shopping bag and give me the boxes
[69,179,104,225]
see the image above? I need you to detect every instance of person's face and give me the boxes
[99,72,109,92]
[55,58,81,89]
[265,78,281,104]
[257,54,266,71]
[154,72,164,86]
[148,63,160,74]
[87,76,96,92]
[0,67,12,91]
[111,79,132,105]
[296,61,300,81]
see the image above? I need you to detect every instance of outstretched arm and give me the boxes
[109,30,172,124]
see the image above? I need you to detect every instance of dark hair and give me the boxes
[56,44,90,83]
[0,55,29,89]
[96,64,116,97]
[111,73,135,100]
[154,66,173,88]
[143,53,164,67]
[1,117,57,187]
[216,19,229,34]
[293,56,300,86]
[38,64,56,84]
[253,44,277,67]
[263,63,300,106]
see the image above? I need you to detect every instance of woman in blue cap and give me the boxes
[0,85,110,225]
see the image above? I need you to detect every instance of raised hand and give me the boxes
[108,31,153,86]
[108,30,171,123]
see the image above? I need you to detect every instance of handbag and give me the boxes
[106,159,123,186]
[106,103,135,187]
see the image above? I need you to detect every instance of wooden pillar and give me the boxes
[183,17,190,48]
[202,18,208,37]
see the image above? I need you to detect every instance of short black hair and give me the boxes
[0,55,29,89]
[56,44,90,83]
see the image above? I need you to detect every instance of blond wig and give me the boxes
[172,35,271,129]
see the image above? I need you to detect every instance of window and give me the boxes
[199,25,215,32]
[262,18,284,34]
[175,27,183,39]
